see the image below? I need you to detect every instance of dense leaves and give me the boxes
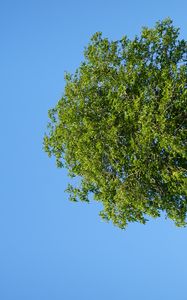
[44,19,187,229]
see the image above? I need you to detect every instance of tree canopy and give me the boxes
[44,19,187,229]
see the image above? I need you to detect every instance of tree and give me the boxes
[44,19,187,229]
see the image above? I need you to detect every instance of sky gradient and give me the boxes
[0,0,187,299]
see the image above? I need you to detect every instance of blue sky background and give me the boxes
[0,0,187,299]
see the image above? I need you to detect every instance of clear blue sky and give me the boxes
[0,0,187,299]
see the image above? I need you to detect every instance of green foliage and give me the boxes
[44,19,187,229]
